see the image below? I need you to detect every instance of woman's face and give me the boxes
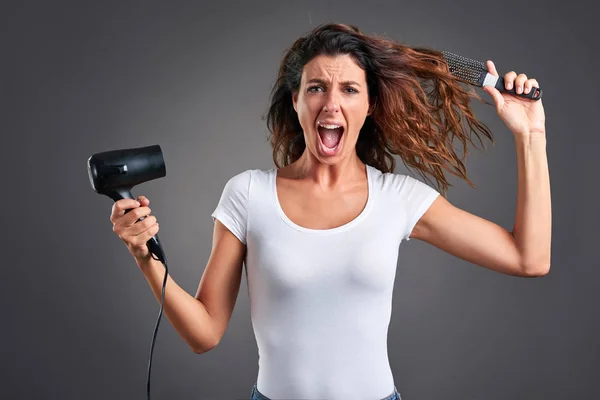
[292,53,372,164]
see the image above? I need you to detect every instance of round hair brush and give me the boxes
[442,51,542,100]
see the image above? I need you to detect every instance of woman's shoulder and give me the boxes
[231,167,274,179]
[219,167,275,191]
[368,165,438,196]
[368,164,407,188]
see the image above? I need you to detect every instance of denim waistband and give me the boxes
[250,383,402,400]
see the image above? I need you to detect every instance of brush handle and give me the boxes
[494,76,542,100]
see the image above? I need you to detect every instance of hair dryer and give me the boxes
[87,144,167,264]
[88,144,170,399]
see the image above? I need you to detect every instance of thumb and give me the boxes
[483,85,504,110]
[136,195,150,206]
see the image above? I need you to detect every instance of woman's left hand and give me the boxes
[482,60,546,138]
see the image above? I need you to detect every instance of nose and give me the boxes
[323,90,340,113]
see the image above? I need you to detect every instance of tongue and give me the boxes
[318,127,343,149]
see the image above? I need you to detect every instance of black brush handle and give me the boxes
[494,76,542,100]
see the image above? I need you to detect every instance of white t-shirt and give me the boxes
[211,164,440,400]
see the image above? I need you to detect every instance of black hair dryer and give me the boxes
[87,144,167,264]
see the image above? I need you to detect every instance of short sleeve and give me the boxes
[211,170,251,245]
[395,174,440,241]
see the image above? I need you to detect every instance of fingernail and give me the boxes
[507,82,512,90]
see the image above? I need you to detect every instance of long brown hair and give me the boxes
[264,23,494,195]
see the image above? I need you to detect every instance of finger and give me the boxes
[486,60,498,77]
[114,214,154,239]
[483,85,504,110]
[131,223,160,247]
[128,215,157,236]
[122,206,152,227]
[504,71,518,90]
[111,199,141,222]
[136,195,150,206]
[523,78,539,94]
[514,73,528,94]
[113,207,153,238]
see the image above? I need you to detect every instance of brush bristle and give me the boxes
[442,51,487,86]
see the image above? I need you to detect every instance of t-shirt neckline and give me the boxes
[271,164,374,234]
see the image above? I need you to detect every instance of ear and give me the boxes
[292,91,298,112]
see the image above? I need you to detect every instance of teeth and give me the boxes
[318,123,342,129]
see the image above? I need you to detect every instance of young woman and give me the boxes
[110,23,550,400]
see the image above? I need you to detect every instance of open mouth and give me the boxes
[317,123,344,153]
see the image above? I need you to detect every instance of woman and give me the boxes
[110,23,551,400]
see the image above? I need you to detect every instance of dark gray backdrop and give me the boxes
[4,0,599,399]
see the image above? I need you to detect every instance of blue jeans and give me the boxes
[250,383,402,400]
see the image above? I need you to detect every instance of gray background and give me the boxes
[4,0,599,399]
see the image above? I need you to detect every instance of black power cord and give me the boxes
[147,249,168,400]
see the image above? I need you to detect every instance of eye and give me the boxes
[345,87,358,94]
[307,85,323,93]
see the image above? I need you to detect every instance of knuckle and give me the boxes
[115,199,128,210]
[113,224,125,236]
[143,215,156,227]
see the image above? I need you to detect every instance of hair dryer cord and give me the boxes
[147,259,168,400]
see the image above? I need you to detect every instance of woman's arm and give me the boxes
[137,219,246,353]
[511,133,551,274]
[409,60,551,277]
[410,133,551,277]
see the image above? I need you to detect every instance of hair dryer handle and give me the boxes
[111,188,168,264]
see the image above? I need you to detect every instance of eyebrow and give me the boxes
[306,78,362,87]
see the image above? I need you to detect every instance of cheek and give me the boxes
[297,100,319,125]
[301,97,320,113]
[346,105,369,129]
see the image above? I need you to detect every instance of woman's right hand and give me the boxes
[110,195,159,261]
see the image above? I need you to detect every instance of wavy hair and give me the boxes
[264,23,494,195]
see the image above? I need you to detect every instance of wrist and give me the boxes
[513,129,546,138]
[135,253,158,272]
